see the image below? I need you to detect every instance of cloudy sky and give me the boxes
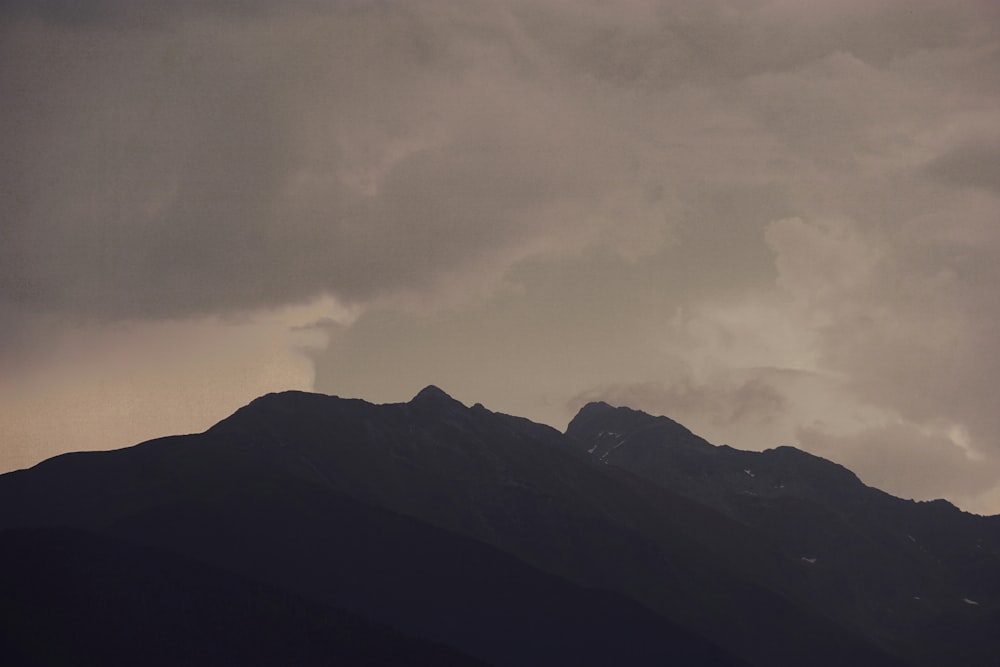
[3,0,1000,513]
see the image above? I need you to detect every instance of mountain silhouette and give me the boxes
[567,401,1000,666]
[1,387,996,666]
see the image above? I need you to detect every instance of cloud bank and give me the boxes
[3,0,1000,512]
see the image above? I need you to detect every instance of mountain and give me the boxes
[566,401,1000,666]
[0,386,996,665]
[0,526,487,667]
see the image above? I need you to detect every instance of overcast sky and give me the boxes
[3,0,1000,513]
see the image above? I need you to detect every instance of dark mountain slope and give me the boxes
[111,479,747,667]
[567,401,1000,667]
[0,443,745,665]
[0,526,486,667]
[0,386,962,666]
[0,393,756,666]
[202,388,905,666]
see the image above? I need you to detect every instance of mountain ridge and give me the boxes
[1,385,997,666]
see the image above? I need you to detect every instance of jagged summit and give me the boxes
[567,400,701,444]
[567,399,874,514]
[411,384,460,404]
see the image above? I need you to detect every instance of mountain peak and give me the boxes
[566,400,662,438]
[572,400,659,420]
[577,400,615,414]
[409,385,468,415]
[412,385,456,402]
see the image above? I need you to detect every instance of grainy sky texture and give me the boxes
[3,0,1000,513]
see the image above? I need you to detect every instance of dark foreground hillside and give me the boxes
[0,526,486,667]
[1,386,997,665]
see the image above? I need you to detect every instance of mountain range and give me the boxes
[1,386,997,666]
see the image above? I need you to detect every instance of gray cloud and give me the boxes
[924,142,1000,194]
[6,0,996,324]
[800,422,1000,509]
[1,2,668,321]
[0,2,996,317]
[4,0,1000,511]
[568,376,788,434]
[0,0,353,26]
